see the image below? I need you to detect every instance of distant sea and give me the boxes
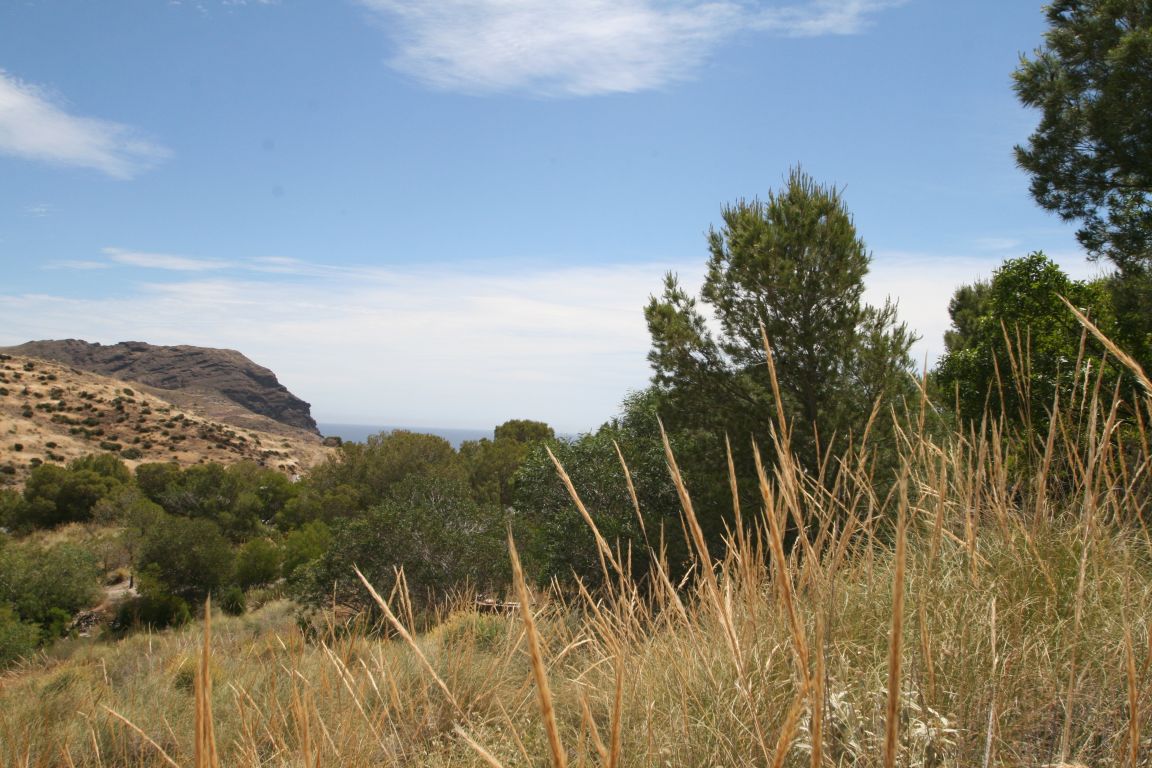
[317,423,493,448]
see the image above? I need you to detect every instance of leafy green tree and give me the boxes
[68,453,132,485]
[0,604,40,666]
[0,490,22,529]
[460,420,556,507]
[645,168,917,467]
[277,484,360,529]
[281,520,332,581]
[935,251,1117,430]
[91,488,165,585]
[943,280,992,354]
[0,540,100,637]
[222,462,298,537]
[1014,0,1152,270]
[160,463,232,520]
[300,476,507,615]
[494,420,555,444]
[514,389,697,585]
[138,513,234,599]
[135,462,183,505]
[235,537,281,589]
[292,431,465,522]
[135,461,295,539]
[15,460,128,529]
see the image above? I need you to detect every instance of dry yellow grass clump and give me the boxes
[1,335,1151,767]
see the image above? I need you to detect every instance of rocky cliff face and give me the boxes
[0,340,318,433]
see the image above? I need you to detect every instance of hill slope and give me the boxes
[0,340,318,433]
[0,352,331,487]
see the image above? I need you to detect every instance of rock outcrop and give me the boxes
[0,340,318,433]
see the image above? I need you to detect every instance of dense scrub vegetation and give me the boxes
[0,421,557,657]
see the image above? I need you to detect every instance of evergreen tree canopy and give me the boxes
[645,168,916,464]
[1014,0,1152,269]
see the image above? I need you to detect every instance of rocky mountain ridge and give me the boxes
[0,340,317,434]
[0,352,331,487]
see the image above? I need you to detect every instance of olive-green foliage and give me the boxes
[1014,2,1152,377]
[12,455,131,529]
[281,520,332,581]
[287,431,464,525]
[68,453,133,485]
[514,389,696,585]
[138,513,234,599]
[300,475,508,615]
[0,604,40,666]
[494,419,554,443]
[460,419,555,507]
[114,590,191,630]
[219,585,246,616]
[135,461,296,540]
[645,168,917,471]
[0,489,22,528]
[235,537,281,589]
[0,539,99,639]
[935,251,1120,430]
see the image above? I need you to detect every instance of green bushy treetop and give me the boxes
[934,251,1118,430]
[645,167,917,469]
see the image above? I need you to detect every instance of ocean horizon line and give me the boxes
[317,422,493,448]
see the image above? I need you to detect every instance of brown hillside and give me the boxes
[0,339,319,433]
[0,353,332,488]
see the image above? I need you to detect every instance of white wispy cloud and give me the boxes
[0,71,169,178]
[973,236,1022,252]
[101,247,231,271]
[752,0,905,36]
[46,260,112,271]
[358,0,906,96]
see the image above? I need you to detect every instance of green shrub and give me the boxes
[115,593,191,630]
[0,605,40,666]
[219,585,246,616]
[235,538,281,589]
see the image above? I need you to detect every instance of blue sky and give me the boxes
[0,0,1104,432]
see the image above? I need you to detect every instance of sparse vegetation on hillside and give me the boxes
[0,354,330,487]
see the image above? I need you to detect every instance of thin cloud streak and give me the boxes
[359,0,907,96]
[752,0,906,36]
[0,71,169,178]
[102,247,231,272]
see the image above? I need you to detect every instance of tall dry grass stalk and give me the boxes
[884,496,907,768]
[194,597,219,768]
[507,529,567,768]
